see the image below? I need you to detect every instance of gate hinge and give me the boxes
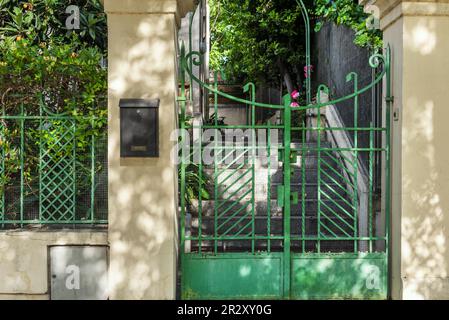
[385,96,394,103]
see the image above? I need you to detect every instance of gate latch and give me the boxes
[278,150,298,163]
[291,192,298,205]
[277,186,298,206]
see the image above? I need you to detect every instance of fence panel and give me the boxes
[0,97,108,228]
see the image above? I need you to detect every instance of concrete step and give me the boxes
[188,216,354,237]
[203,170,352,201]
[188,199,355,217]
[201,152,344,171]
[270,182,352,200]
[203,181,352,202]
[185,239,354,253]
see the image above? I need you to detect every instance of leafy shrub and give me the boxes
[0,0,107,215]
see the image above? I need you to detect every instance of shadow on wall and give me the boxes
[400,17,449,299]
[107,14,179,299]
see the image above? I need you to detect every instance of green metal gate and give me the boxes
[178,1,391,300]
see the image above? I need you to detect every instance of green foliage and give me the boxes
[0,126,20,190]
[209,0,382,91]
[314,0,382,49]
[0,1,107,201]
[182,163,212,206]
[0,35,106,110]
[209,0,312,89]
[178,114,213,204]
[0,0,106,51]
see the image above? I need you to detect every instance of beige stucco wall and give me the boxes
[0,0,194,301]
[401,13,449,300]
[105,0,194,299]
[372,0,449,299]
[0,231,107,300]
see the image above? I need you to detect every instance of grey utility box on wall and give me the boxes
[49,246,108,300]
[119,98,160,158]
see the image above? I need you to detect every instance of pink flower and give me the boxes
[291,90,300,99]
[290,102,299,107]
[304,65,314,79]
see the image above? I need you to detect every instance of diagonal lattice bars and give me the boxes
[39,120,76,222]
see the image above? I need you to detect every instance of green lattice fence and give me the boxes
[0,96,108,228]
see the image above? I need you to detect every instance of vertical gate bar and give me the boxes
[0,104,4,226]
[19,103,24,226]
[315,84,330,251]
[369,123,374,253]
[198,127,203,253]
[246,100,250,126]
[90,108,96,223]
[351,73,359,253]
[301,118,306,253]
[385,46,392,296]
[252,89,256,128]
[267,123,271,253]
[38,95,43,222]
[72,119,77,223]
[180,77,186,255]
[354,81,361,253]
[250,85,256,254]
[188,11,195,105]
[282,95,292,298]
[179,44,187,297]
[214,71,219,254]
[317,104,322,253]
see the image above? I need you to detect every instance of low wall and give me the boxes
[0,230,108,300]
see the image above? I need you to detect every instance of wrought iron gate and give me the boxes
[178,2,391,300]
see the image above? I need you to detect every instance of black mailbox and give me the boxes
[119,98,160,158]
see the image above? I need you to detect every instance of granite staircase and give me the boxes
[185,138,356,253]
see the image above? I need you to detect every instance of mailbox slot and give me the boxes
[119,98,159,157]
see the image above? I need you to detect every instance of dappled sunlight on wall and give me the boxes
[404,20,436,55]
[107,13,179,299]
[400,15,449,299]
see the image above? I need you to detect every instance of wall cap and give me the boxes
[104,0,196,25]
[361,0,449,30]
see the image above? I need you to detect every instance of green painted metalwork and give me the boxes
[179,2,391,300]
[282,94,292,298]
[182,253,283,299]
[0,103,5,226]
[291,253,387,299]
[0,96,107,227]
[182,252,387,299]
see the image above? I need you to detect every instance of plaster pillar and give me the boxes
[365,0,449,299]
[104,0,194,299]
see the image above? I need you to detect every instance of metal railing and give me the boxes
[0,95,108,228]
